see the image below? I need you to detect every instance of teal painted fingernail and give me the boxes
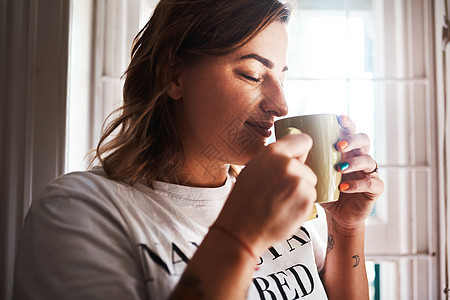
[338,162,349,171]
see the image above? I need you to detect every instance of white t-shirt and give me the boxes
[14,168,328,299]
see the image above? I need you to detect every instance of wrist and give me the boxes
[173,224,257,299]
[326,215,366,238]
[212,216,269,258]
[209,224,259,263]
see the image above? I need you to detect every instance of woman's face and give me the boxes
[173,21,289,184]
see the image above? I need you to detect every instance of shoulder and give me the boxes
[22,169,139,256]
[41,168,125,199]
[37,167,141,209]
[16,168,148,299]
[29,168,136,225]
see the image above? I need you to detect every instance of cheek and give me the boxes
[180,71,263,149]
[213,82,261,118]
[184,89,226,126]
[180,94,231,146]
[184,84,241,127]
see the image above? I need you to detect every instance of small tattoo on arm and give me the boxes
[327,234,334,254]
[352,255,360,267]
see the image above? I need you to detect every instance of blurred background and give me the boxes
[1,0,449,299]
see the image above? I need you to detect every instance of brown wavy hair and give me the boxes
[95,0,290,185]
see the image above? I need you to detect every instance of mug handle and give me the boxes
[277,127,302,139]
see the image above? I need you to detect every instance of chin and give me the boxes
[234,138,266,165]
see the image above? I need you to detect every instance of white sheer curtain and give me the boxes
[0,1,70,299]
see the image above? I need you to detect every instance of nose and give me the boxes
[259,79,288,117]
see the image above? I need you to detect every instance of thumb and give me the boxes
[273,132,313,164]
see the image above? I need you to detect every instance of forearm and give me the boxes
[169,228,256,299]
[321,218,369,300]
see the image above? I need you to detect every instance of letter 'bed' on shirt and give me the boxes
[14,167,328,300]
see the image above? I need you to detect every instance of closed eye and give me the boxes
[241,74,261,83]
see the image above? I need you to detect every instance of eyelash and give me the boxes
[242,74,261,83]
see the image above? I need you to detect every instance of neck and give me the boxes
[171,161,229,188]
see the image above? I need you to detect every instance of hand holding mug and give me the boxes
[320,115,384,234]
[215,133,318,256]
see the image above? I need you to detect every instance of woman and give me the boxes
[14,0,384,299]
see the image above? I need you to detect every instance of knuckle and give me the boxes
[290,162,317,186]
[364,155,375,168]
[298,177,316,197]
[377,177,385,191]
[266,142,280,155]
[345,156,357,168]
[296,177,307,190]
[308,168,318,186]
[286,172,301,184]
[265,148,289,166]
[280,156,295,172]
[305,185,317,203]
[360,133,370,145]
[360,132,369,140]
[353,180,362,191]
[367,177,374,190]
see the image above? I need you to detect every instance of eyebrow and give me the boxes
[239,54,289,72]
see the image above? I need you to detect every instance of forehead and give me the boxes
[180,22,288,72]
[230,22,288,67]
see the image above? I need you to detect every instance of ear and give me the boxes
[166,74,182,101]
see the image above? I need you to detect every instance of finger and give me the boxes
[338,115,356,135]
[288,159,318,187]
[292,183,317,221]
[336,133,370,154]
[272,133,313,163]
[339,177,384,197]
[281,184,317,238]
[337,155,377,175]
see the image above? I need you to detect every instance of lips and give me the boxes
[244,120,273,138]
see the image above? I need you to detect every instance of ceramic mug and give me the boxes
[274,114,342,220]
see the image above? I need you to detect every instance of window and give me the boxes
[66,0,440,298]
[67,0,158,172]
[285,0,437,299]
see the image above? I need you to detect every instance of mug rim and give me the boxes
[275,113,338,123]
